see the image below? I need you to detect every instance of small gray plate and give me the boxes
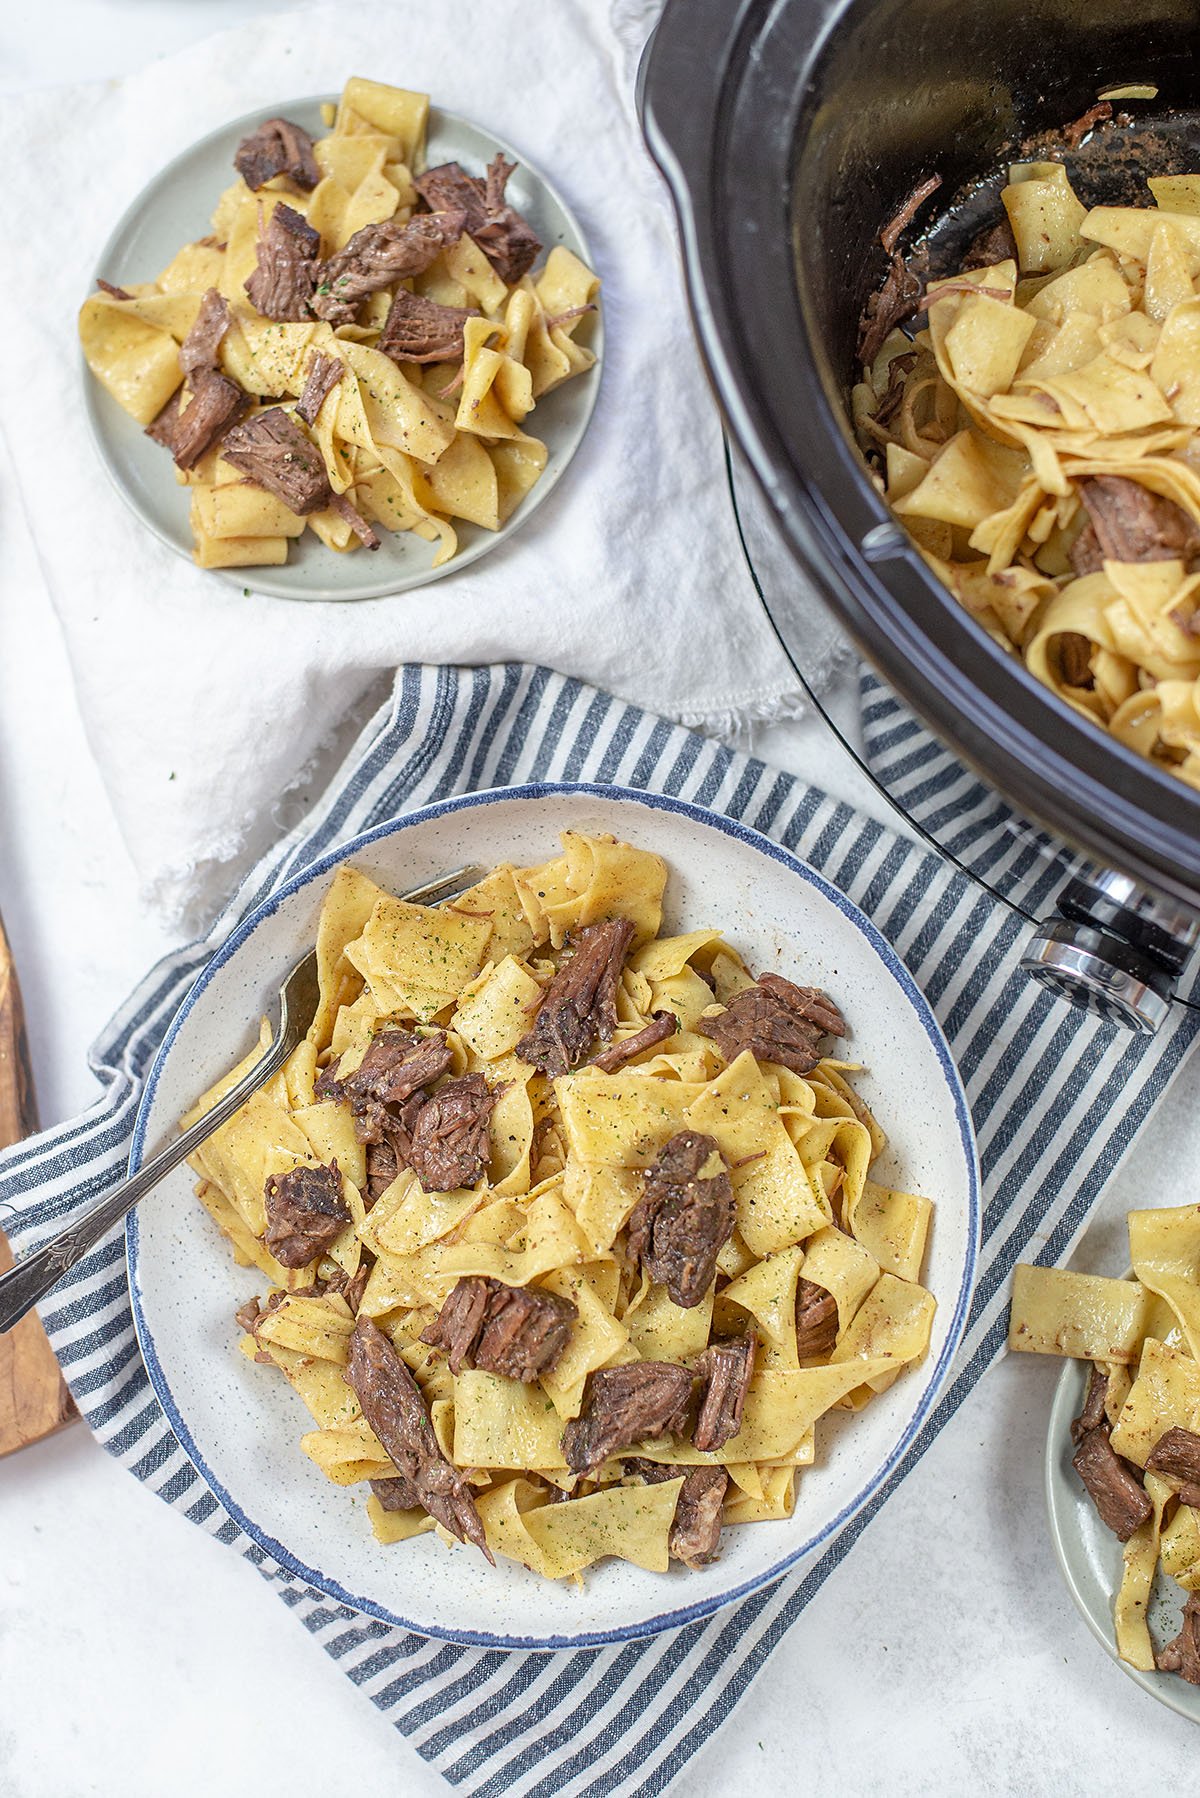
[1046,1353,1200,1722]
[83,96,602,602]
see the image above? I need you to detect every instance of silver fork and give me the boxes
[0,864,486,1335]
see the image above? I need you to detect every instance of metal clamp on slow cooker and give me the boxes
[1022,873,1200,1033]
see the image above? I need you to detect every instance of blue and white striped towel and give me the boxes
[3,662,1196,1797]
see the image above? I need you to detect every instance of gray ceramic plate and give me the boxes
[84,97,602,602]
[1046,1352,1200,1722]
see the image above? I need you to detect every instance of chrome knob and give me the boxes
[1021,919,1174,1033]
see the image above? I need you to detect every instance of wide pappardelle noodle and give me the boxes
[185,831,936,1582]
[79,76,598,572]
[854,159,1200,787]
[1010,1207,1200,1684]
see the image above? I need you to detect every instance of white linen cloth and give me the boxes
[0,0,849,923]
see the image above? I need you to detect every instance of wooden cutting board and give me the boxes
[0,911,76,1455]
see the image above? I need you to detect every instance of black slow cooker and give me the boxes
[641,0,1200,1029]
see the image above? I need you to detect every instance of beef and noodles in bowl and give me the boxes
[641,0,1200,909]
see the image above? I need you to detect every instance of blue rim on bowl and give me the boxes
[127,782,981,1648]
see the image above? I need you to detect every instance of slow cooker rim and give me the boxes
[641,0,1200,908]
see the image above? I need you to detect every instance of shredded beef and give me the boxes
[1072,1419,1152,1541]
[516,918,636,1076]
[244,202,321,321]
[179,287,232,377]
[795,1278,840,1359]
[364,1137,400,1202]
[378,288,479,364]
[1147,1425,1200,1485]
[405,1072,498,1192]
[624,1459,729,1568]
[322,1263,369,1314]
[235,1295,266,1334]
[880,174,942,257]
[858,250,926,368]
[1158,1590,1200,1683]
[422,1275,577,1381]
[311,211,467,324]
[146,368,248,470]
[700,972,845,1075]
[263,1161,350,1267]
[591,1011,678,1074]
[1073,476,1200,571]
[562,1362,694,1474]
[235,116,322,192]
[415,155,542,285]
[694,1334,757,1453]
[96,277,133,301]
[295,352,344,425]
[627,1130,734,1309]
[1055,631,1096,687]
[1071,1364,1110,1445]
[962,214,1019,271]
[221,407,331,513]
[346,1318,491,1557]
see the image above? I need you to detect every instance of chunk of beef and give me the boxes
[221,407,331,514]
[234,116,322,192]
[311,211,467,324]
[795,1278,840,1360]
[962,215,1019,271]
[1157,1590,1200,1683]
[179,287,232,377]
[1071,1364,1110,1446]
[624,1459,729,1568]
[700,972,846,1076]
[369,1473,423,1511]
[318,1029,453,1118]
[405,1073,497,1192]
[694,1334,757,1453]
[146,368,248,471]
[331,491,380,550]
[295,352,344,425]
[346,1318,491,1558]
[562,1362,694,1474]
[627,1130,734,1309]
[422,1275,577,1381]
[96,277,133,300]
[1062,99,1112,150]
[263,1161,349,1268]
[1054,631,1096,687]
[1072,1420,1152,1541]
[378,288,478,364]
[516,918,636,1076]
[415,155,542,284]
[244,202,321,321]
[591,1010,678,1074]
[1147,1425,1200,1486]
[1074,476,1200,571]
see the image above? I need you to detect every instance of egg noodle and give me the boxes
[1010,1208,1200,1675]
[79,76,598,572]
[854,165,1200,786]
[184,832,936,1581]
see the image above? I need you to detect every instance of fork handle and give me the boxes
[0,1027,293,1335]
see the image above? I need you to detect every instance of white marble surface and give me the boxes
[2,9,1199,1795]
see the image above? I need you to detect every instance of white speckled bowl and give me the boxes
[127,785,980,1648]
